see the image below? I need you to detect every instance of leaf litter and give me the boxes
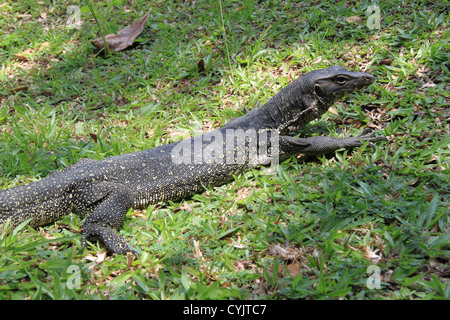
[91,11,150,52]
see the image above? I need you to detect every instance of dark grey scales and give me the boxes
[0,66,387,254]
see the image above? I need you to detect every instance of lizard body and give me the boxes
[0,66,385,254]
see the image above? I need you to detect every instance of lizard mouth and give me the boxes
[337,74,376,94]
[359,74,376,87]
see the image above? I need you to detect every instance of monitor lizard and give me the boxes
[0,66,386,254]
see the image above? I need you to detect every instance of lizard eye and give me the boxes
[335,76,348,85]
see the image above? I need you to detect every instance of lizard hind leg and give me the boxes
[80,186,137,255]
[81,223,136,255]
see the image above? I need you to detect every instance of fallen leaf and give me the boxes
[84,254,97,262]
[234,260,252,272]
[345,16,364,24]
[420,82,436,89]
[88,132,98,142]
[363,245,382,264]
[378,58,393,66]
[17,14,32,19]
[97,252,107,263]
[14,48,38,62]
[228,237,248,249]
[287,262,301,276]
[130,209,147,219]
[345,118,363,127]
[9,86,28,94]
[312,56,323,64]
[328,106,338,115]
[92,12,150,52]
[174,201,193,214]
[39,42,50,51]
[85,252,106,264]
[14,53,28,61]
[191,240,203,259]
[126,251,134,268]
[268,243,302,261]
[198,59,206,76]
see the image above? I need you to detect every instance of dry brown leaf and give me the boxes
[424,194,434,202]
[287,262,301,276]
[85,252,106,264]
[420,82,437,89]
[378,58,393,66]
[39,42,50,51]
[14,48,34,61]
[345,118,363,127]
[312,56,323,64]
[92,12,150,52]
[328,106,338,115]
[9,86,28,94]
[126,251,134,268]
[174,201,193,214]
[17,14,32,19]
[268,243,302,261]
[97,251,107,263]
[228,236,248,249]
[194,240,202,258]
[198,59,206,76]
[88,132,98,143]
[130,209,147,219]
[84,254,97,262]
[345,16,364,24]
[14,53,28,61]
[363,245,382,264]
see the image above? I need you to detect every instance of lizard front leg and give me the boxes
[279,130,387,157]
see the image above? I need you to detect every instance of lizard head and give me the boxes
[225,66,376,134]
[311,66,375,102]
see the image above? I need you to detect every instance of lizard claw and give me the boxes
[357,129,388,142]
[82,224,137,255]
[355,129,388,150]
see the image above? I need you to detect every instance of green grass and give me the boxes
[0,0,449,300]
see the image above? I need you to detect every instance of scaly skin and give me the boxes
[0,66,386,254]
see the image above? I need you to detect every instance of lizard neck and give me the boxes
[222,105,278,132]
[223,75,333,134]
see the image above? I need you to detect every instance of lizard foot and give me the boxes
[355,129,388,149]
[81,223,137,255]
